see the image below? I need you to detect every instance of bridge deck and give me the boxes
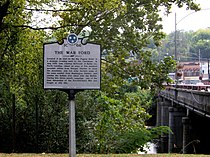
[161,85,210,116]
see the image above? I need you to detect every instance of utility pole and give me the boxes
[208,58,210,79]
[174,13,178,86]
[174,13,177,61]
[199,49,201,76]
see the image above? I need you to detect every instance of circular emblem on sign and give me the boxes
[67,33,78,45]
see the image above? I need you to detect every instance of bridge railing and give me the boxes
[161,84,210,116]
[166,84,210,91]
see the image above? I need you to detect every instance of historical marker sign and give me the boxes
[44,38,101,89]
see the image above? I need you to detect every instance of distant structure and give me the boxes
[177,61,210,81]
[179,62,200,80]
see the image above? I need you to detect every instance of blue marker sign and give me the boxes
[67,33,78,45]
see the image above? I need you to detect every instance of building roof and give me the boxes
[179,62,200,71]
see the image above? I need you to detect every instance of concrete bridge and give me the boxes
[157,85,210,154]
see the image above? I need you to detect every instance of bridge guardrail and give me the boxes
[161,84,210,116]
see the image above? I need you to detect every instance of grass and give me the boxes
[1,154,210,157]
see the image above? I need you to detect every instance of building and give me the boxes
[200,61,210,80]
[179,62,201,81]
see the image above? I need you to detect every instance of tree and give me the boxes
[159,30,195,61]
[0,0,200,89]
[159,28,210,62]
[76,88,171,153]
[190,28,210,59]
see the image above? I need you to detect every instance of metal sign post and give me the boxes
[43,33,101,157]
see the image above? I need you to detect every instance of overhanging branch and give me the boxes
[11,8,117,31]
[101,58,133,77]
[24,7,79,12]
[12,24,87,30]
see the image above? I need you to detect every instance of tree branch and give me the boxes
[11,7,116,31]
[101,58,132,77]
[12,24,87,30]
[24,7,79,12]
[84,8,116,29]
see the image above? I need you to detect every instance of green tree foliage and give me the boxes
[0,27,70,153]
[76,89,171,153]
[190,28,210,59]
[0,0,200,154]
[159,31,194,61]
[160,28,210,62]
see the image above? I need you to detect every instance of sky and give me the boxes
[161,0,210,34]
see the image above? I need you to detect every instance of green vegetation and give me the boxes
[158,28,210,62]
[0,0,203,154]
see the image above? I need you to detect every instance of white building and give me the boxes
[201,61,210,80]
